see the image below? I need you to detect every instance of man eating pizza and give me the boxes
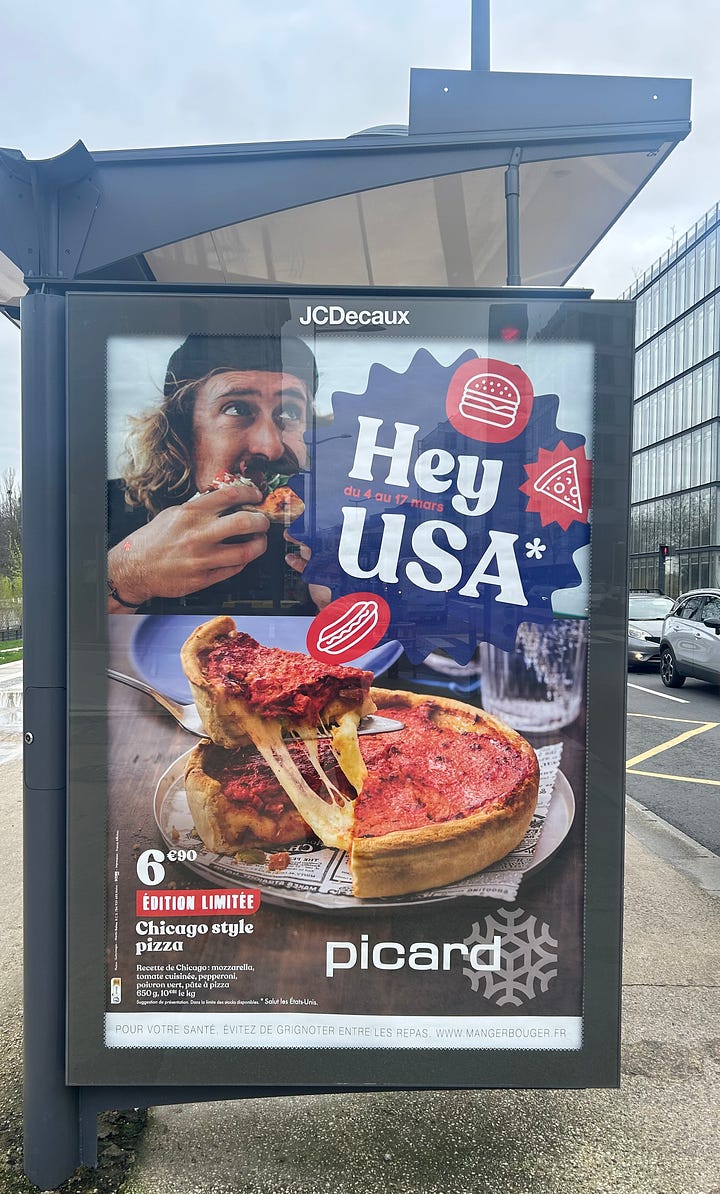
[106,332,326,615]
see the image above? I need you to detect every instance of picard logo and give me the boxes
[298,304,410,328]
[325,932,502,977]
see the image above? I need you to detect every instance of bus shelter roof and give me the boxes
[0,68,691,316]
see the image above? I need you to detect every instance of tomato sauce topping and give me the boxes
[353,700,535,839]
[203,740,354,813]
[200,632,372,722]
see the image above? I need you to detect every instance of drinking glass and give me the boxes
[479,619,588,733]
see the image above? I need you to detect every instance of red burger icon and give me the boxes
[446,357,533,444]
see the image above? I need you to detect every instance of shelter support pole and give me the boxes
[505,147,522,286]
[22,292,83,1188]
[471,0,491,71]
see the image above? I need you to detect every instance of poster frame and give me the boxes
[61,284,631,1091]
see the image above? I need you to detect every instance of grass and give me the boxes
[0,638,21,664]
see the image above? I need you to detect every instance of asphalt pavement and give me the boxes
[626,668,720,856]
[1,660,719,1193]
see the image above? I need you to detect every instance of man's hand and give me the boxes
[107,486,269,610]
[284,530,331,613]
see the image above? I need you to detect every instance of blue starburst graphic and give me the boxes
[290,349,590,663]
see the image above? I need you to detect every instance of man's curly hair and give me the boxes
[121,376,199,516]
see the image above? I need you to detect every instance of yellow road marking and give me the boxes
[625,721,718,768]
[626,768,720,787]
[628,712,710,725]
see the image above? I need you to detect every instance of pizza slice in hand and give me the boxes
[201,471,305,523]
[181,617,376,850]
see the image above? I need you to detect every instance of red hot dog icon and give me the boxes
[307,593,391,665]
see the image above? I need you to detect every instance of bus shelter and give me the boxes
[0,38,691,1191]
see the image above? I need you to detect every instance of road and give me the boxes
[626,667,720,854]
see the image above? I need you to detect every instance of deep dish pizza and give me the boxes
[184,688,538,898]
[180,618,539,898]
[180,617,375,849]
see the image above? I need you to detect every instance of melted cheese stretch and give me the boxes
[329,711,367,793]
[241,711,358,850]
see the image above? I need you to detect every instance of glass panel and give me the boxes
[649,337,658,391]
[692,371,704,426]
[699,487,711,546]
[696,304,705,363]
[690,489,700,546]
[682,431,692,490]
[686,253,696,308]
[676,258,686,316]
[648,393,657,446]
[658,272,668,329]
[666,265,677,325]
[650,285,659,338]
[676,318,686,375]
[667,380,677,437]
[696,243,706,302]
[653,445,662,498]
[708,230,717,292]
[704,293,715,359]
[657,333,667,387]
[686,311,695,371]
[671,438,680,492]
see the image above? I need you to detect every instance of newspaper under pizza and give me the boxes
[180,618,539,898]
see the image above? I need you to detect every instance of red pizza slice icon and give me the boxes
[520,442,591,529]
[532,456,583,514]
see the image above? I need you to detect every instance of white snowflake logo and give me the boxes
[462,907,558,1005]
[525,537,547,560]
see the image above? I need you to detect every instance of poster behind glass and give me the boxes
[67,292,631,1087]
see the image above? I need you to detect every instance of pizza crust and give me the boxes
[348,689,539,899]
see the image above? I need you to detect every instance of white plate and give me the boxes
[153,751,575,914]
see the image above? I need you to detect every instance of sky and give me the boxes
[2,0,718,479]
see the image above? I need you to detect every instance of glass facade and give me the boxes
[625,204,720,596]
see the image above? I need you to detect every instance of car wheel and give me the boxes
[660,645,686,688]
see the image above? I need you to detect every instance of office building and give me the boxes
[624,204,720,596]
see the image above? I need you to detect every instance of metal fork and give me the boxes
[108,669,205,735]
[107,670,403,739]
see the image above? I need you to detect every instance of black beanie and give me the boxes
[164,334,318,399]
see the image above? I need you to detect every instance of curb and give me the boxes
[625,794,720,899]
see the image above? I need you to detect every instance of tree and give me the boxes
[0,468,22,586]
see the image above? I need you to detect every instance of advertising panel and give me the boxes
[66,291,632,1087]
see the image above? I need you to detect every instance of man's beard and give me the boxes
[238,447,303,491]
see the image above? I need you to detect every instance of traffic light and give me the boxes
[489,302,528,344]
[659,544,672,560]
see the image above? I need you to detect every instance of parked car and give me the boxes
[627,591,674,668]
[659,588,720,688]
